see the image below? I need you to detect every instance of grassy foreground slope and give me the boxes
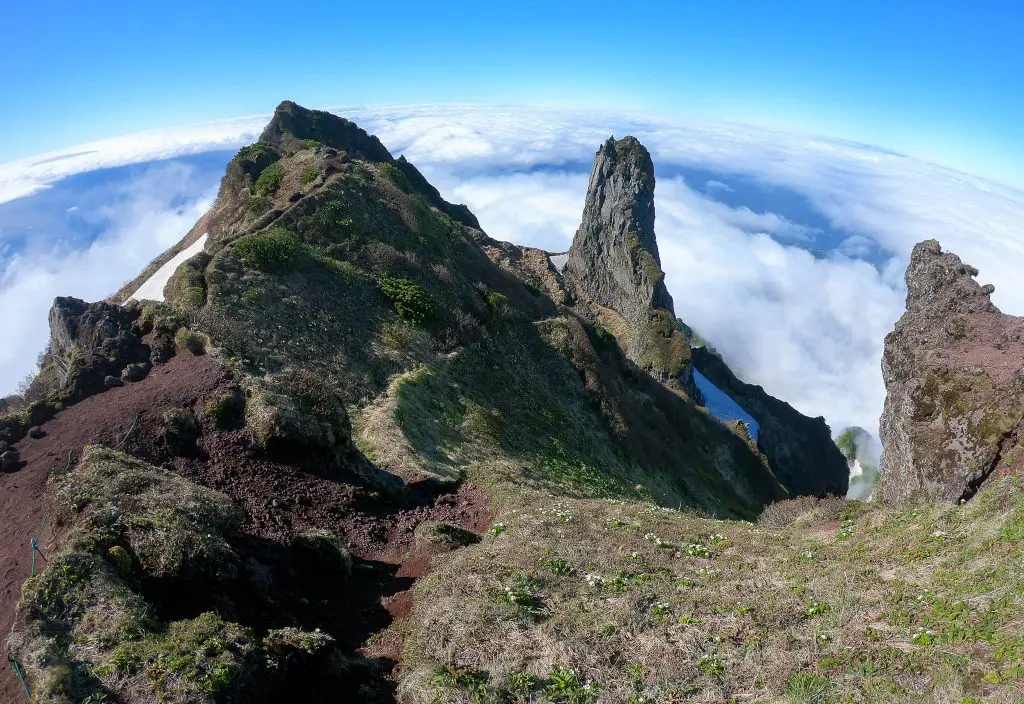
[398,476,1024,703]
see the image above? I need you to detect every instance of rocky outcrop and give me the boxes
[47,297,148,404]
[259,100,393,162]
[564,137,694,392]
[879,240,1024,505]
[692,346,849,496]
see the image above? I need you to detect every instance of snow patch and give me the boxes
[693,368,760,441]
[127,233,208,303]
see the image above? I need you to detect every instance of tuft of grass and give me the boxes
[174,328,208,355]
[204,388,245,429]
[244,369,351,456]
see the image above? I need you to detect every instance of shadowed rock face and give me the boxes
[565,137,693,390]
[48,297,148,403]
[879,239,1024,505]
[692,346,850,497]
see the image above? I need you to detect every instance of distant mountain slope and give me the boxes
[692,345,850,496]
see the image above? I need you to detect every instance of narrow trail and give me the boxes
[1,351,493,701]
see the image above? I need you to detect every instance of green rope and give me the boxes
[8,652,31,701]
[114,412,142,450]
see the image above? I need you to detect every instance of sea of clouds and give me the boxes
[2,105,1024,449]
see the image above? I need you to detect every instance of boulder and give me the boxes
[121,362,150,382]
[150,337,174,364]
[1,449,20,472]
[27,426,45,439]
[879,240,1024,504]
[47,297,147,404]
[104,376,124,389]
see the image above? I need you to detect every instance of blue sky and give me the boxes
[3,0,1023,187]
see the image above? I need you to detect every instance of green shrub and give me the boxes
[174,328,207,355]
[233,228,301,274]
[378,274,436,324]
[300,165,320,186]
[246,194,269,212]
[379,162,411,193]
[254,161,284,196]
[235,143,272,164]
[486,291,509,309]
[204,388,245,429]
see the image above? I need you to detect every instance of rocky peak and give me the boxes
[565,136,690,387]
[566,137,673,316]
[904,239,997,317]
[879,240,1024,505]
[258,100,393,161]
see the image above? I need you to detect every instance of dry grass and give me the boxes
[398,476,1024,703]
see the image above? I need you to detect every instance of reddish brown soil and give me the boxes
[1,350,491,702]
[0,353,223,702]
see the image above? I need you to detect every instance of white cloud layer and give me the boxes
[0,115,266,205]
[0,163,215,393]
[2,105,1024,445]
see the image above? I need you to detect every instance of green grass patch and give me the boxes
[378,274,436,324]
[233,228,301,274]
[254,161,284,196]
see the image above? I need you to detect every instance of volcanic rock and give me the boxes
[879,239,1024,504]
[564,137,693,391]
[47,297,147,403]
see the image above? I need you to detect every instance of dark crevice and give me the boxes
[959,419,1022,503]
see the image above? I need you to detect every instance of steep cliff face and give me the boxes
[564,137,693,391]
[692,346,850,497]
[879,239,1024,505]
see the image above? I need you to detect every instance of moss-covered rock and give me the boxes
[245,370,351,457]
[8,446,249,702]
[165,250,211,314]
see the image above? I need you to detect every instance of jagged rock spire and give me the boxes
[565,136,690,387]
[565,136,675,319]
[903,239,997,316]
